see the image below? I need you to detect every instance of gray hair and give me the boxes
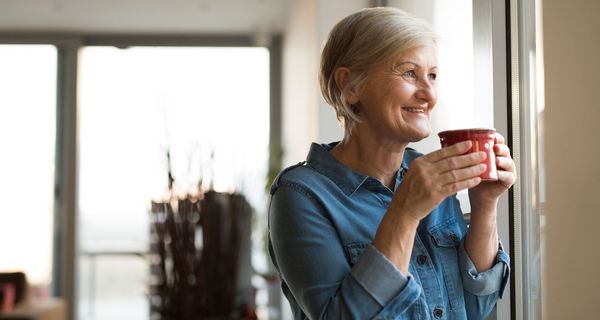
[319,7,437,134]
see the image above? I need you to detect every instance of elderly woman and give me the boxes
[268,7,515,320]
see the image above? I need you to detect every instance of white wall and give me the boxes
[281,0,319,166]
[315,1,368,144]
[281,0,367,166]
[543,0,600,318]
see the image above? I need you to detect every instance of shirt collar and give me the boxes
[306,142,410,196]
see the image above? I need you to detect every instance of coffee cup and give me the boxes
[438,128,498,181]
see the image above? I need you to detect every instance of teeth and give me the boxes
[404,108,424,113]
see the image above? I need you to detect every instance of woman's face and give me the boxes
[354,45,438,144]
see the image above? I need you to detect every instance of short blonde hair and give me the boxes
[319,7,437,134]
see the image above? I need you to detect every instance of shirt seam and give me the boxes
[276,180,327,212]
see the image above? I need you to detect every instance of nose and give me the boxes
[415,78,437,105]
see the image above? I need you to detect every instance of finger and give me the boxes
[496,170,517,188]
[496,156,516,172]
[494,132,506,145]
[424,141,472,162]
[442,176,482,194]
[439,163,487,185]
[494,144,511,157]
[437,151,486,172]
[496,156,514,171]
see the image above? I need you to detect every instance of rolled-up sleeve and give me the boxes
[459,239,511,319]
[352,245,421,314]
[458,240,510,297]
[352,245,422,317]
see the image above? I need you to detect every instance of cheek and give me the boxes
[391,85,417,103]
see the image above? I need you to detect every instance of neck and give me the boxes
[331,131,407,189]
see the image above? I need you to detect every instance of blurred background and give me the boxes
[0,0,598,319]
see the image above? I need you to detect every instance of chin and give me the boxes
[407,126,432,142]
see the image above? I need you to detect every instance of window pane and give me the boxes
[0,45,57,289]
[78,46,270,320]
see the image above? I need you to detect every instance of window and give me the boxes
[509,0,545,318]
[77,46,270,319]
[0,45,57,292]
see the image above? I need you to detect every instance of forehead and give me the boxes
[389,45,438,67]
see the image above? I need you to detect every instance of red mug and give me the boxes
[438,128,498,181]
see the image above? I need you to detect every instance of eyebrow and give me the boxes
[395,61,438,70]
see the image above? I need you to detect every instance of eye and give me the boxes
[402,70,417,80]
[428,72,437,81]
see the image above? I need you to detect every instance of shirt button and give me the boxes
[417,255,427,265]
[433,307,444,318]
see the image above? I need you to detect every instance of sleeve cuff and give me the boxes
[458,240,511,297]
[350,244,412,306]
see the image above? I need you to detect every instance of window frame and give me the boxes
[473,0,545,318]
[507,0,544,319]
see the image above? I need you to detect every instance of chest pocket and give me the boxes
[345,242,369,266]
[428,218,465,310]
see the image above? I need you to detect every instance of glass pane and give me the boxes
[78,46,270,320]
[0,45,57,291]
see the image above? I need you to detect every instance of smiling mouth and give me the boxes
[402,107,426,113]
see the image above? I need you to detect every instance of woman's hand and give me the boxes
[374,141,486,273]
[464,133,515,272]
[389,141,486,222]
[468,133,517,211]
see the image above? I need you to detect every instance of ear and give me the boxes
[333,67,360,105]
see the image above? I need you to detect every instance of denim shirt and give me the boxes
[268,142,510,320]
